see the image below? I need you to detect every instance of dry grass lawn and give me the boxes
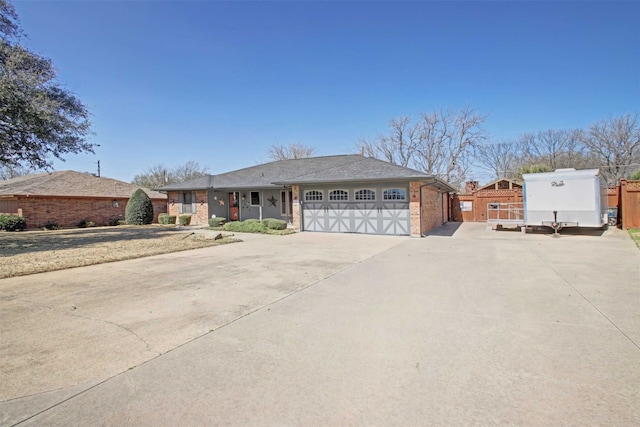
[0,225,240,279]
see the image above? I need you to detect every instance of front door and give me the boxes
[229,192,239,221]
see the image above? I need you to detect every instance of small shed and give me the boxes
[522,168,607,228]
[452,179,523,222]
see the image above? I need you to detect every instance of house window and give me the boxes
[250,191,261,206]
[383,189,406,201]
[304,190,323,201]
[179,191,196,214]
[329,189,348,201]
[355,189,376,201]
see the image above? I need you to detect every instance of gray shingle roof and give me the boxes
[0,171,167,199]
[157,155,453,191]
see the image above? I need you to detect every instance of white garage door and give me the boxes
[301,188,410,235]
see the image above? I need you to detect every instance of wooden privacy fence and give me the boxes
[451,179,638,229]
[620,179,640,229]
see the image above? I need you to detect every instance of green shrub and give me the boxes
[77,219,96,228]
[632,169,640,180]
[223,220,268,233]
[158,213,176,225]
[262,218,287,230]
[0,214,26,231]
[43,222,61,230]
[125,189,154,225]
[178,215,192,226]
[243,218,260,224]
[208,217,226,227]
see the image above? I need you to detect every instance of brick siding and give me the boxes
[166,190,209,225]
[420,185,444,234]
[409,182,421,236]
[291,185,301,231]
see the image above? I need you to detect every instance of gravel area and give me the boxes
[0,225,239,278]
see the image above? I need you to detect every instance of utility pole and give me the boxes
[96,160,101,177]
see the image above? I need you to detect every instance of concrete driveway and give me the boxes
[2,224,639,426]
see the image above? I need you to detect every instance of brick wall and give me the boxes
[13,196,167,229]
[193,190,209,225]
[420,185,444,234]
[166,190,209,225]
[409,182,421,236]
[167,191,180,218]
[409,182,448,236]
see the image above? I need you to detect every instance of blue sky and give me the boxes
[12,0,640,183]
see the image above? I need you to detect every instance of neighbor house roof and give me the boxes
[0,171,167,199]
[157,155,456,192]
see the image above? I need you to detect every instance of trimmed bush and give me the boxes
[178,215,192,226]
[208,217,226,227]
[262,218,287,230]
[43,222,61,230]
[125,189,154,225]
[158,213,177,225]
[223,220,268,233]
[243,218,260,224]
[0,214,26,231]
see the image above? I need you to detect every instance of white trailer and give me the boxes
[522,168,608,232]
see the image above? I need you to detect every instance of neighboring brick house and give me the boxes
[0,171,167,229]
[157,155,455,237]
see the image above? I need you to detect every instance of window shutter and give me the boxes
[178,192,184,214]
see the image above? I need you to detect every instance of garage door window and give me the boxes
[304,190,323,201]
[355,189,376,200]
[383,189,406,200]
[329,190,349,201]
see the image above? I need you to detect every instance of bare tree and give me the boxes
[0,164,34,179]
[357,106,487,189]
[132,161,208,188]
[519,129,590,171]
[356,116,419,167]
[173,160,209,183]
[412,106,487,188]
[268,144,316,160]
[581,113,640,185]
[475,141,521,180]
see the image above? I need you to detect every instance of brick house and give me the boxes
[157,155,455,237]
[0,171,167,229]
